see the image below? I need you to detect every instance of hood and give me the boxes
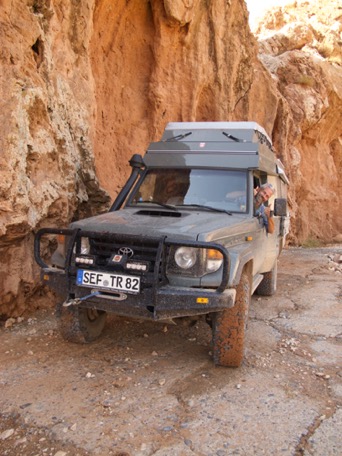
[70,207,252,242]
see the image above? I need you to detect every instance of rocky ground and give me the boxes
[0,247,341,456]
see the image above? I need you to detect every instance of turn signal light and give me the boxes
[206,249,223,273]
[57,234,65,243]
[207,249,223,260]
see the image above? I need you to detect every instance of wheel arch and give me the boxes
[230,252,253,287]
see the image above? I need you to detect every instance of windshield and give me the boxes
[129,169,248,213]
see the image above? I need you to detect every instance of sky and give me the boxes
[245,0,294,29]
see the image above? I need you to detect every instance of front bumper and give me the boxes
[36,228,235,320]
[41,267,236,320]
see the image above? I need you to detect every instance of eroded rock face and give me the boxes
[90,0,264,195]
[255,0,342,243]
[0,0,341,316]
[0,0,110,316]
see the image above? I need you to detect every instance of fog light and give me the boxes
[75,256,94,265]
[126,262,148,271]
[80,237,90,254]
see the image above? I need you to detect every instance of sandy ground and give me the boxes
[0,247,341,456]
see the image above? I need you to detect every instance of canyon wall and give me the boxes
[255,0,342,243]
[90,0,269,195]
[0,0,110,316]
[0,0,341,316]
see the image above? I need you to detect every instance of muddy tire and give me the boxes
[57,304,107,344]
[211,272,251,367]
[255,262,277,296]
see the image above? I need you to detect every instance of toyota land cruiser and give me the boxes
[34,122,290,367]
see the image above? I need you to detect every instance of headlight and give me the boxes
[80,237,90,254]
[206,249,223,273]
[56,234,65,254]
[174,247,197,269]
[167,245,226,278]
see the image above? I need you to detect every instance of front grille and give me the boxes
[91,238,159,263]
[77,232,166,289]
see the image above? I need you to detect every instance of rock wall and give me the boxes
[90,0,264,195]
[254,0,342,243]
[0,0,110,316]
[0,0,341,316]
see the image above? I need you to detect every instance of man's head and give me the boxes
[254,183,275,208]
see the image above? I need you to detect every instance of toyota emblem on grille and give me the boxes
[118,247,134,258]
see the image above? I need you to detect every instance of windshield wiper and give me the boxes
[176,204,232,215]
[222,132,246,143]
[165,132,192,142]
[136,200,178,211]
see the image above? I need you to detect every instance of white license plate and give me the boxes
[76,269,140,294]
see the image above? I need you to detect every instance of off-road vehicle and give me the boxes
[35,122,290,367]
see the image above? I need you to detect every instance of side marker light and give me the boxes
[197,297,209,304]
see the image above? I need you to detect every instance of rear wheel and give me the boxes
[57,304,107,343]
[211,272,251,367]
[255,262,277,296]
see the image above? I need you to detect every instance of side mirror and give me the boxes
[274,198,287,216]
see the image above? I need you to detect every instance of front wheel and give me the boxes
[211,272,251,367]
[57,304,107,343]
[255,262,277,296]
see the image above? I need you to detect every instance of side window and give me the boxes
[258,172,273,207]
[253,172,276,214]
[253,173,261,216]
[267,175,277,208]
[253,175,261,193]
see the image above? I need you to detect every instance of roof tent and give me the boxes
[144,122,279,175]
